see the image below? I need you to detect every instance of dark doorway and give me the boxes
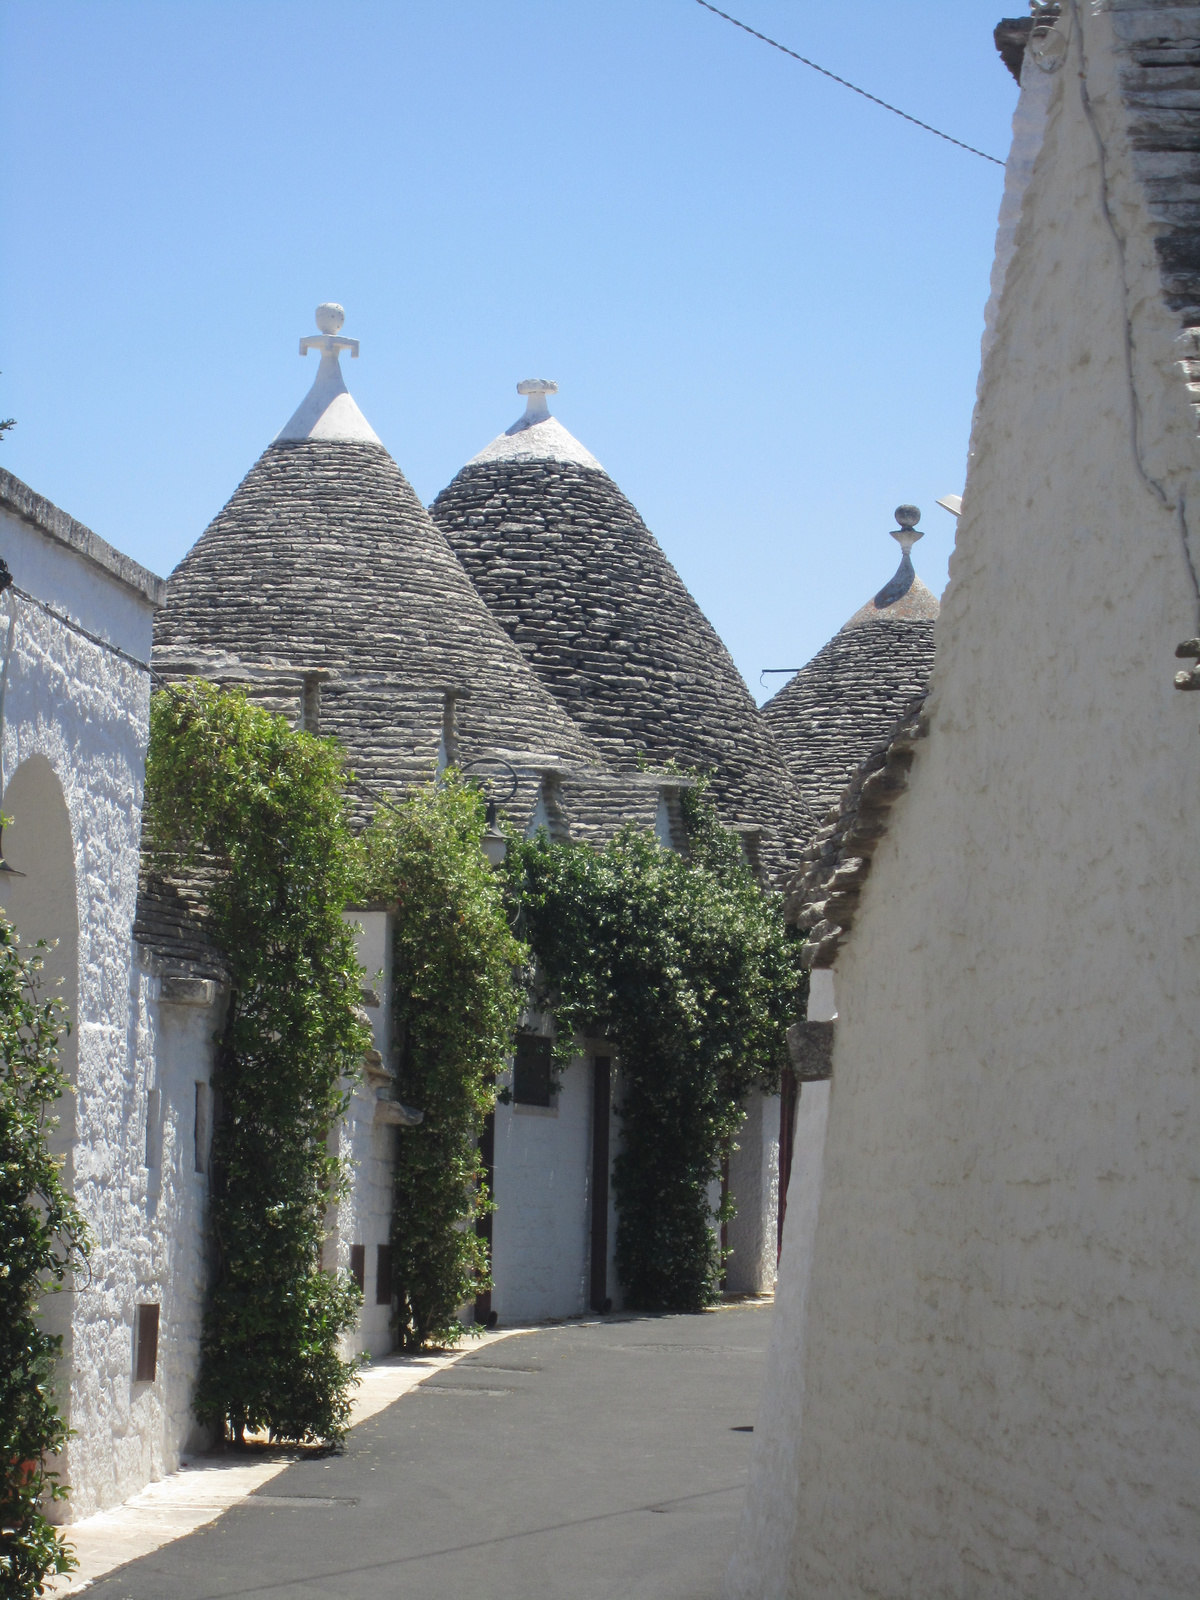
[474,1109,496,1326]
[590,1056,611,1313]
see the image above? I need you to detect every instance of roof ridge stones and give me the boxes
[783,695,930,967]
[430,384,811,883]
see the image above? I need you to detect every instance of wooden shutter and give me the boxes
[134,1304,160,1382]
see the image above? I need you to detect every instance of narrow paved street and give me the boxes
[88,1302,769,1600]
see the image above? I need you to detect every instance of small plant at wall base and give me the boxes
[145,683,369,1445]
[357,778,524,1350]
[510,779,802,1312]
[0,917,89,1599]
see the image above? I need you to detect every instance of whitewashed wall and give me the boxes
[336,911,399,1358]
[725,1090,780,1296]
[491,1055,593,1324]
[732,10,1200,1597]
[0,482,168,1517]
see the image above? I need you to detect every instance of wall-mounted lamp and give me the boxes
[461,757,518,869]
[481,799,508,868]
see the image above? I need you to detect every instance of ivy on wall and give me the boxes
[358,779,524,1351]
[145,683,369,1444]
[0,920,88,1598]
[510,780,802,1312]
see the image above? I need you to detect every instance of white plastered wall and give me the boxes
[732,8,1200,1596]
[490,1054,593,1325]
[0,506,163,1517]
[725,1089,781,1296]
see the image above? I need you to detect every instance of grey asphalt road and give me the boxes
[88,1302,770,1600]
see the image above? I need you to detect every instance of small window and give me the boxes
[301,673,321,735]
[375,1244,392,1306]
[145,1088,161,1170]
[194,1082,211,1174]
[134,1304,160,1382]
[513,1035,553,1107]
[349,1244,365,1293]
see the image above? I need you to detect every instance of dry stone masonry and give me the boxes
[763,507,938,842]
[431,384,809,882]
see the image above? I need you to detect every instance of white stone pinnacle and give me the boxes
[275,305,381,446]
[516,378,558,426]
[467,379,602,469]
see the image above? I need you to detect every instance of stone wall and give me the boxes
[0,479,169,1517]
[731,6,1200,1594]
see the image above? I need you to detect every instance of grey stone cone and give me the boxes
[154,438,599,794]
[430,453,811,883]
[764,615,937,842]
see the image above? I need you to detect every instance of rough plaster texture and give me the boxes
[724,1090,780,1296]
[732,8,1200,1595]
[0,488,167,1517]
[728,1081,829,1600]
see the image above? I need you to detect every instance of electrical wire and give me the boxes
[692,0,1006,167]
[11,583,152,674]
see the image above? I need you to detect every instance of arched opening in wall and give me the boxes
[1,754,79,1358]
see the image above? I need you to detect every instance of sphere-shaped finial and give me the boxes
[315,303,345,335]
[895,504,921,530]
[517,378,558,397]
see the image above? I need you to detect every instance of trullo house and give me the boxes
[151,312,786,1344]
[761,507,940,1244]
[431,378,811,1291]
[729,4,1200,1596]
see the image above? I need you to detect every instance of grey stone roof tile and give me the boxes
[764,616,937,840]
[430,456,809,882]
[153,439,599,792]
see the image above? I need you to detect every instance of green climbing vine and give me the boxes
[145,682,369,1444]
[357,777,524,1350]
[510,778,802,1312]
[0,917,89,1599]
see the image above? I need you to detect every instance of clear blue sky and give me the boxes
[1,1,1018,701]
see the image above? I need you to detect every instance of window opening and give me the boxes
[134,1303,160,1382]
[513,1034,553,1107]
[349,1244,365,1293]
[301,673,321,735]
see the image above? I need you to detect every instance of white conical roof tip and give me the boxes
[516,378,557,426]
[467,377,601,468]
[274,304,382,446]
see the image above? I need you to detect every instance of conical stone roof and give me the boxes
[763,506,939,837]
[154,313,598,796]
[430,381,809,880]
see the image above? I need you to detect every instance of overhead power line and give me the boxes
[692,0,1006,168]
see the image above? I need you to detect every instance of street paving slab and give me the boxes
[82,1300,771,1600]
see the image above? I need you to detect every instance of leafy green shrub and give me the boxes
[510,781,801,1311]
[358,778,524,1350]
[145,683,369,1444]
[0,919,88,1598]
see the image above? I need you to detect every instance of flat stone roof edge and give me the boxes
[0,468,167,606]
